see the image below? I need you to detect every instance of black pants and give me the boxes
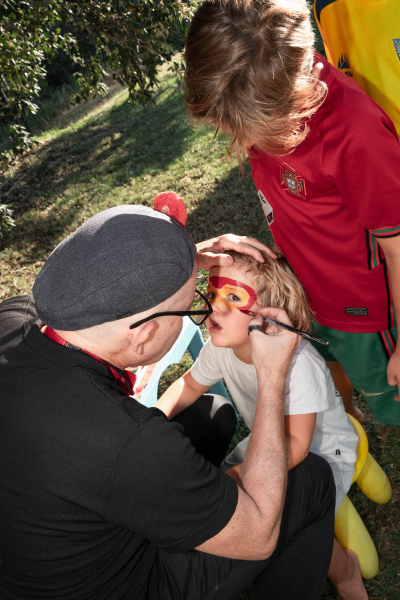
[147,395,335,600]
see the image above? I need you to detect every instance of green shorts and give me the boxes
[310,321,400,426]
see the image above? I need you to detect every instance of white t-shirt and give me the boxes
[191,338,358,467]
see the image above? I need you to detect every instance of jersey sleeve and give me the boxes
[321,90,400,235]
[284,348,330,416]
[104,409,238,553]
[368,224,400,239]
[190,338,224,387]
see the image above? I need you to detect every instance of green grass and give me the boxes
[1,64,399,600]
[0,65,272,298]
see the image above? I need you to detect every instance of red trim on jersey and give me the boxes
[378,329,396,360]
[382,261,395,331]
[365,230,385,271]
[370,224,400,238]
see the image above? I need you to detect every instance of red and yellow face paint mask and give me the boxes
[207,276,257,312]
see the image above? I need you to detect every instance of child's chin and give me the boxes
[209,332,229,347]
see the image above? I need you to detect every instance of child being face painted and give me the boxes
[205,264,261,360]
[156,249,359,599]
[205,250,311,363]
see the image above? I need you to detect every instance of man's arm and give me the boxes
[155,371,209,419]
[221,412,316,486]
[195,308,299,561]
[377,236,400,401]
[196,233,277,270]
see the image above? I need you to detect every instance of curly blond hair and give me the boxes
[226,249,312,332]
[184,0,327,166]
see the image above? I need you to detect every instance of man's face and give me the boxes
[135,267,198,366]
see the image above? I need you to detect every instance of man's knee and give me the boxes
[174,393,235,429]
[288,452,336,512]
[294,451,333,478]
[198,394,237,465]
[172,394,236,466]
[207,394,237,436]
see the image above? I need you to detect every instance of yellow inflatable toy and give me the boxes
[334,414,392,579]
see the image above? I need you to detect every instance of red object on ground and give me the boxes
[154,192,187,227]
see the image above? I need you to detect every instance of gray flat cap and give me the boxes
[33,205,197,330]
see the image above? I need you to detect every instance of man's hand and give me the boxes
[387,349,400,401]
[196,306,295,561]
[248,307,300,380]
[196,233,277,270]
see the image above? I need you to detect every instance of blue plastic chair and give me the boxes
[136,316,231,408]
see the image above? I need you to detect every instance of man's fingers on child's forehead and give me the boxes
[195,252,233,270]
[237,243,265,262]
[265,248,277,259]
[240,240,277,261]
[220,254,234,265]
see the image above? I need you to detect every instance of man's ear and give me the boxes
[130,320,157,356]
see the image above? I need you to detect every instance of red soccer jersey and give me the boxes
[249,54,400,333]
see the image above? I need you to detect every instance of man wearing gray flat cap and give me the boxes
[0,201,335,600]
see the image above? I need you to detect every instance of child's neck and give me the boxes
[232,343,253,365]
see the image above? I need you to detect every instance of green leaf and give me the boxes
[0,0,197,169]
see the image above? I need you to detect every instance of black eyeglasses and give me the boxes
[129,289,213,329]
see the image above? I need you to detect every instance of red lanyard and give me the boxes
[42,326,136,396]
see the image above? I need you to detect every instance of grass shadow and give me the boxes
[1,75,193,263]
[39,80,126,133]
[185,161,274,249]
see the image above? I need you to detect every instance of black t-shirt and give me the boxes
[0,296,238,599]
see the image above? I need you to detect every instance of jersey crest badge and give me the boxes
[258,189,274,224]
[393,39,400,62]
[337,53,353,77]
[280,165,306,199]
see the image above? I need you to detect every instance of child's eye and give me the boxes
[206,292,216,300]
[227,293,241,302]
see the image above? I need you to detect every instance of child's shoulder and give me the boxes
[315,54,395,133]
[286,339,334,410]
[292,339,328,375]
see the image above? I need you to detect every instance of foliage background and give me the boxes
[0,5,399,600]
[0,0,194,170]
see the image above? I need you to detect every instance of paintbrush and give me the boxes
[240,310,329,346]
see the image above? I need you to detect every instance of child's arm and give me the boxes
[376,236,400,400]
[225,412,316,481]
[225,464,242,485]
[284,413,317,470]
[155,370,210,419]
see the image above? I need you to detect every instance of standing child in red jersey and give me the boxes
[184,0,400,427]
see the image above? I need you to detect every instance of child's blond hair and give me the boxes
[184,0,327,165]
[226,249,312,332]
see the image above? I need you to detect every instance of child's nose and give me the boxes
[212,299,230,314]
[209,298,220,312]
